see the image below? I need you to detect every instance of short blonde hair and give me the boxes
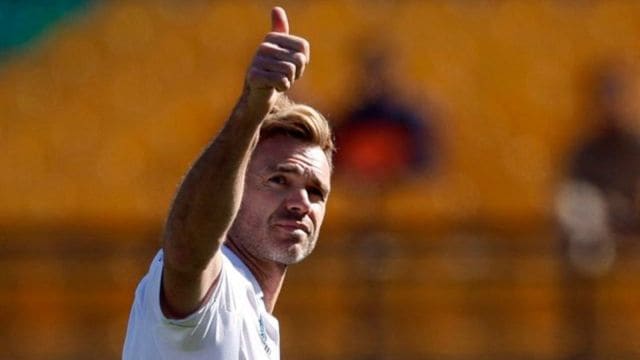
[260,95,335,168]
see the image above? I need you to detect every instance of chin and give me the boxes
[264,231,318,265]
[273,243,311,265]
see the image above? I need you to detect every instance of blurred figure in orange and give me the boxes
[555,59,640,360]
[335,42,439,190]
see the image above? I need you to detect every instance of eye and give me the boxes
[268,175,287,185]
[308,187,325,201]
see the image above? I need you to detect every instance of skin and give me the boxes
[160,7,321,318]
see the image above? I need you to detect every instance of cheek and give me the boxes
[234,202,264,233]
[312,204,326,225]
[239,189,280,222]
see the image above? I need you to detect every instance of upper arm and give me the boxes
[160,247,223,319]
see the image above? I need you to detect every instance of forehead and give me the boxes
[251,135,331,185]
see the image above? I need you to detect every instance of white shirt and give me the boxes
[123,246,280,360]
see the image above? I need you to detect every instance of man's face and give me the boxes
[228,134,331,265]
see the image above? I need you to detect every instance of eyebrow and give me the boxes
[273,163,330,194]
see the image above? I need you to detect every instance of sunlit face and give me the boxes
[227,134,331,265]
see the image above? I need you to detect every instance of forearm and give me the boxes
[163,91,269,274]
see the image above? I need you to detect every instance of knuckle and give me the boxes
[293,53,306,66]
[279,77,291,90]
[265,32,281,39]
[302,39,310,53]
[284,62,296,77]
[258,42,274,53]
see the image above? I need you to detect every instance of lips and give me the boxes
[273,221,310,234]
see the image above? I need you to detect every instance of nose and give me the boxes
[285,189,311,215]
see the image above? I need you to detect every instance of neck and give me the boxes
[224,239,287,313]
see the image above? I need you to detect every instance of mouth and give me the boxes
[273,222,311,234]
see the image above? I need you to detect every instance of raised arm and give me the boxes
[160,7,310,318]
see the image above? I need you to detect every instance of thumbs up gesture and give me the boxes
[245,7,310,102]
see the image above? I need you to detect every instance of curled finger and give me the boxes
[254,56,297,85]
[247,68,291,92]
[264,32,310,59]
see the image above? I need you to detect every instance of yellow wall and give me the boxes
[3,1,640,229]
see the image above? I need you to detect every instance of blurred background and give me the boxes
[2,1,640,359]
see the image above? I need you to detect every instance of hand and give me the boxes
[245,7,311,106]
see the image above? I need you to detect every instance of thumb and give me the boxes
[271,6,289,34]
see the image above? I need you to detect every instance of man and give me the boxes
[123,7,334,359]
[556,60,640,275]
[555,60,640,360]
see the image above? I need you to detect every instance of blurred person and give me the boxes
[556,59,640,275]
[123,7,333,359]
[335,41,439,188]
[555,59,640,360]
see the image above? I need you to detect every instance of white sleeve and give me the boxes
[123,250,240,359]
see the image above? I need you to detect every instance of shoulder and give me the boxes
[126,248,259,327]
